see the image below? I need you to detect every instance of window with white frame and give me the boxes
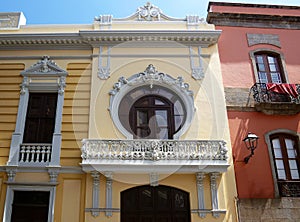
[3,185,56,222]
[7,56,67,167]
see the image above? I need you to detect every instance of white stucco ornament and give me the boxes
[137,2,162,21]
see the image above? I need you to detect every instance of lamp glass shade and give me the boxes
[243,132,259,150]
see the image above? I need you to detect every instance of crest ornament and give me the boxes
[137,2,162,21]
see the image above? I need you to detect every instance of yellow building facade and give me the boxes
[0,3,237,222]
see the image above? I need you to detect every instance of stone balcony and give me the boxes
[81,139,229,174]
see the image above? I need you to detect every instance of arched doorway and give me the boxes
[121,185,191,222]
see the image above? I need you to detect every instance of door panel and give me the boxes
[121,185,190,222]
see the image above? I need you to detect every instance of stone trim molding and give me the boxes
[207,12,300,29]
[247,33,281,48]
[0,30,221,49]
[189,46,205,80]
[3,185,56,222]
[91,171,100,217]
[150,172,159,186]
[104,172,113,217]
[108,64,195,139]
[210,172,221,218]
[97,46,111,79]
[196,172,206,218]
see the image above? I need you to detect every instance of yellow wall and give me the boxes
[61,63,91,166]
[0,63,23,165]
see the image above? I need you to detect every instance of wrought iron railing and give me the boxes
[19,144,52,164]
[81,139,228,161]
[251,83,300,104]
[278,181,300,197]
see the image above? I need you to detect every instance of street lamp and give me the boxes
[243,132,259,164]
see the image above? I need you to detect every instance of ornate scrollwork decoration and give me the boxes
[137,2,162,21]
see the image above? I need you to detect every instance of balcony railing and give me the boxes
[278,181,300,197]
[81,139,228,162]
[251,83,300,104]
[251,83,300,115]
[19,144,52,164]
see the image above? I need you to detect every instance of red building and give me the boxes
[207,2,300,221]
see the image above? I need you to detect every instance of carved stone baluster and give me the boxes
[46,145,51,162]
[25,146,31,162]
[41,146,46,162]
[19,145,25,162]
[36,145,41,162]
[30,146,35,162]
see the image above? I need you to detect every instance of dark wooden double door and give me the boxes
[121,185,191,222]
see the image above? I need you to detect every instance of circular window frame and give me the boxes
[109,64,195,139]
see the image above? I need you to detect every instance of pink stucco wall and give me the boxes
[228,111,300,198]
[217,26,300,88]
[212,3,300,198]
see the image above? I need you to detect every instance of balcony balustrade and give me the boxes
[19,144,52,165]
[251,83,300,115]
[81,139,229,173]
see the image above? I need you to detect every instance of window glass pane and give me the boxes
[155,99,165,105]
[289,160,298,170]
[271,73,282,83]
[285,139,295,149]
[291,170,300,179]
[274,148,283,158]
[175,116,184,132]
[276,160,285,169]
[155,110,168,127]
[137,128,149,138]
[256,55,263,63]
[287,149,296,158]
[157,128,168,139]
[137,111,148,126]
[272,138,280,149]
[258,64,266,71]
[258,72,267,83]
[268,56,275,63]
[277,169,286,180]
[269,64,277,72]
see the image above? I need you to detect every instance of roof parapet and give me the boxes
[0,12,26,30]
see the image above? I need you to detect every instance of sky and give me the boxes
[1,0,300,24]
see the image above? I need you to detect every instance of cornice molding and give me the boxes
[207,2,300,10]
[0,30,221,49]
[79,30,221,47]
[207,12,300,29]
